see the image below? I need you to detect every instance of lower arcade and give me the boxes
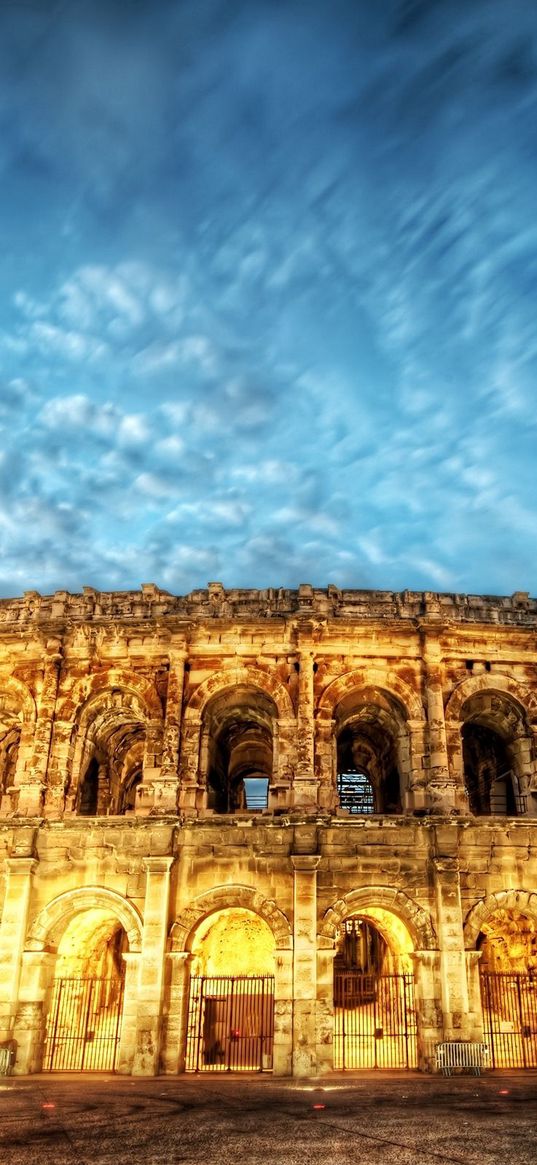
[2,817,537,1078]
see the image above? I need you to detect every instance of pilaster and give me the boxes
[291,854,321,1076]
[0,857,38,1043]
[131,856,174,1075]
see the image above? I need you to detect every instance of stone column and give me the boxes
[0,858,37,1045]
[432,841,475,1041]
[18,644,62,817]
[315,944,336,1074]
[465,950,484,1041]
[410,950,443,1070]
[291,855,321,1076]
[15,950,56,1074]
[422,634,462,813]
[315,718,338,812]
[273,948,293,1076]
[161,951,192,1073]
[138,651,186,815]
[178,716,202,812]
[293,648,317,808]
[117,952,141,1073]
[131,857,174,1075]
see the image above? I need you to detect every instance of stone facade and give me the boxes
[1,582,537,1076]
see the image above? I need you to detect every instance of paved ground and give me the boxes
[1,1072,537,1165]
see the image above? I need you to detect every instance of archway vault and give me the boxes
[170,885,292,951]
[316,670,424,723]
[320,885,437,951]
[25,886,143,953]
[464,889,537,949]
[184,666,295,722]
[445,673,536,725]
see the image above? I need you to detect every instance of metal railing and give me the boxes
[0,1045,14,1076]
[435,1041,489,1075]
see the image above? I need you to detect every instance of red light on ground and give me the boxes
[312,1104,326,1110]
[42,1103,55,1110]
[498,1089,510,1096]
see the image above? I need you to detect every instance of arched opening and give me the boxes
[334,689,407,815]
[185,908,275,1071]
[333,909,416,1069]
[73,694,146,816]
[43,907,127,1071]
[204,687,276,813]
[0,723,21,811]
[478,909,537,1068]
[461,692,527,816]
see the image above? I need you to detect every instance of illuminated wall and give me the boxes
[0,582,537,1075]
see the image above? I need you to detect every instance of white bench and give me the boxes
[435,1041,489,1075]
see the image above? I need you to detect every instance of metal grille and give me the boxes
[481,971,537,1068]
[334,972,417,1069]
[43,976,124,1072]
[337,770,375,814]
[186,975,274,1072]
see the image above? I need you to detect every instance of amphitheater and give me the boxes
[1,581,537,1076]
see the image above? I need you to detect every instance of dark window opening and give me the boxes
[78,758,99,816]
[337,770,375,814]
[463,722,521,815]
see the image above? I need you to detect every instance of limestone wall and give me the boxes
[0,583,536,1075]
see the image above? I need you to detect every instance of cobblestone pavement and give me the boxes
[1,1072,537,1165]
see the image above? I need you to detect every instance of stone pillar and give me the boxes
[15,950,56,1074]
[432,841,475,1041]
[178,716,202,812]
[291,855,321,1076]
[18,644,62,816]
[0,858,37,1045]
[411,950,443,1071]
[465,950,484,1041]
[117,952,141,1073]
[138,651,186,815]
[293,648,317,808]
[422,634,462,813]
[315,718,338,812]
[131,857,174,1075]
[273,948,293,1076]
[315,945,336,1074]
[161,952,192,1073]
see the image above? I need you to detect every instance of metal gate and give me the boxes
[481,972,537,1068]
[186,975,274,1072]
[43,976,124,1072]
[334,972,417,1069]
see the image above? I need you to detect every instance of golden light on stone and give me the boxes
[1,582,537,1077]
[191,908,275,977]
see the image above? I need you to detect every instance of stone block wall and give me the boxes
[0,583,536,1075]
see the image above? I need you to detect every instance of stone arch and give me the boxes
[0,674,36,723]
[316,670,424,723]
[319,886,437,951]
[25,886,143,953]
[60,667,163,723]
[64,675,163,815]
[445,675,535,816]
[170,885,292,951]
[464,889,537,949]
[184,666,295,723]
[445,674,534,726]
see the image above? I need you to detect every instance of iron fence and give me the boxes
[481,971,537,1068]
[43,975,124,1072]
[186,975,274,1072]
[334,971,417,1069]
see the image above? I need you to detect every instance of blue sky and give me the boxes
[1,0,537,598]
